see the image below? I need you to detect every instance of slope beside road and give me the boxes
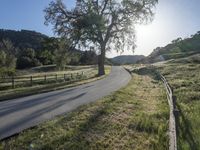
[0,66,131,140]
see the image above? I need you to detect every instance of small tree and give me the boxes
[45,0,158,75]
[17,48,41,69]
[0,39,17,76]
[54,39,70,70]
[38,50,54,65]
[171,38,182,44]
[39,37,59,65]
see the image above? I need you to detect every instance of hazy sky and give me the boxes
[0,0,200,58]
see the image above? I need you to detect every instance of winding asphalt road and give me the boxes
[0,66,131,140]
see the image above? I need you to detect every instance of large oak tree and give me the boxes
[44,0,158,75]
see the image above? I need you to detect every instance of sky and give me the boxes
[0,0,200,58]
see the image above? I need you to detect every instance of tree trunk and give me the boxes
[98,45,106,76]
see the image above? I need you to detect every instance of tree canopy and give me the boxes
[0,29,99,73]
[0,39,17,76]
[44,0,158,75]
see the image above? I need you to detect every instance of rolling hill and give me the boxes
[140,31,200,63]
[0,29,48,51]
[111,55,145,65]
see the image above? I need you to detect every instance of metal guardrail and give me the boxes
[161,75,178,150]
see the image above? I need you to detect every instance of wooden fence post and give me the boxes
[55,74,58,82]
[30,76,33,86]
[77,72,79,78]
[44,75,47,83]
[12,76,15,89]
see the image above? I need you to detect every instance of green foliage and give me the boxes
[17,48,41,69]
[44,0,158,75]
[0,72,168,150]
[0,29,100,69]
[54,40,70,70]
[38,50,54,65]
[0,29,48,51]
[141,31,200,63]
[0,29,51,69]
[79,50,97,65]
[157,62,200,150]
[0,39,17,76]
[37,37,59,65]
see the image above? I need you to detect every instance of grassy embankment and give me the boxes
[0,65,111,101]
[0,68,169,150]
[157,55,200,150]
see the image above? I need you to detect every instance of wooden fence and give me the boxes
[161,75,178,150]
[0,71,96,90]
[125,65,178,150]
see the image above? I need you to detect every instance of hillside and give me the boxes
[111,55,145,65]
[0,29,99,71]
[0,29,48,50]
[140,31,200,63]
[156,55,200,149]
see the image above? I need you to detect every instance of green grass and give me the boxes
[0,71,169,150]
[0,66,111,101]
[157,61,200,150]
[16,65,97,76]
[162,51,199,60]
[0,65,99,90]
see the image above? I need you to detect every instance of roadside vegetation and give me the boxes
[0,65,111,101]
[140,31,200,63]
[157,55,200,150]
[0,70,169,150]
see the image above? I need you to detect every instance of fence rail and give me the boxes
[161,75,178,150]
[125,65,178,150]
[0,71,96,90]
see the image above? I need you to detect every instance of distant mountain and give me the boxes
[139,31,200,63]
[111,55,145,65]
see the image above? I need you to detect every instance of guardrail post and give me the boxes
[12,76,15,89]
[64,74,66,81]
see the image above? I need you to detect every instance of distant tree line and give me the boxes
[0,29,98,76]
[140,31,200,63]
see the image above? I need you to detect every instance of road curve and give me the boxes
[0,66,131,140]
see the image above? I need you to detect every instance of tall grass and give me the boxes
[158,62,200,150]
[0,72,169,149]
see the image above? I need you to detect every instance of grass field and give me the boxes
[0,66,111,101]
[157,60,200,150]
[0,65,98,90]
[16,65,98,77]
[0,70,169,150]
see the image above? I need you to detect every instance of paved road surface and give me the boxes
[0,66,131,140]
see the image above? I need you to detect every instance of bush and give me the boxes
[17,57,41,69]
[0,67,15,77]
